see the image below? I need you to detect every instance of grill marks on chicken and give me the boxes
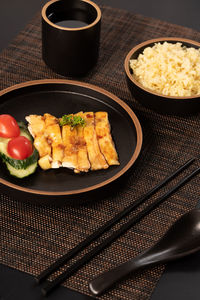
[26,112,119,172]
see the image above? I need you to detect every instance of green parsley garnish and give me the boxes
[59,114,85,128]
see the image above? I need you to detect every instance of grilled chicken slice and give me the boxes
[33,135,51,158]
[44,114,63,168]
[44,114,64,168]
[83,112,108,171]
[25,115,51,158]
[62,120,78,170]
[38,155,52,170]
[25,114,45,137]
[44,113,64,168]
[95,112,119,166]
[75,112,90,173]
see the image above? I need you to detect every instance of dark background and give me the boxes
[1,0,200,52]
[1,1,200,300]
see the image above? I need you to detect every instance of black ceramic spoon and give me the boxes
[89,209,200,296]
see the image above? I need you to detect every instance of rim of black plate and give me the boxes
[0,79,143,196]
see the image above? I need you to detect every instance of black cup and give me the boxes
[42,0,101,77]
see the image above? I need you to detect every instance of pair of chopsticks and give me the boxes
[36,157,200,296]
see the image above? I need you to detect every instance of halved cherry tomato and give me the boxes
[0,114,20,138]
[7,136,33,160]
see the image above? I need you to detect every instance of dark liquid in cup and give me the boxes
[48,11,91,29]
[55,19,88,28]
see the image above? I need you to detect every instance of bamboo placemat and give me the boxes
[1,5,200,300]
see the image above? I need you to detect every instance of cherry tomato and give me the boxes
[7,136,33,160]
[0,114,20,138]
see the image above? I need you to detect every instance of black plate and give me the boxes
[0,79,142,205]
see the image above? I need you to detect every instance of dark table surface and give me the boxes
[1,1,200,300]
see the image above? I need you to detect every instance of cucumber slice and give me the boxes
[18,122,33,141]
[0,144,38,169]
[19,130,32,141]
[5,161,37,178]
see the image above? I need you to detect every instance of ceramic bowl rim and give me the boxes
[124,37,200,100]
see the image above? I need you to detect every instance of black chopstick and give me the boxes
[41,164,200,296]
[36,157,195,285]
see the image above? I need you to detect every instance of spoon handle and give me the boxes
[89,258,142,295]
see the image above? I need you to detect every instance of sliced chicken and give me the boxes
[95,112,119,166]
[75,112,90,173]
[44,113,64,168]
[62,118,78,170]
[83,112,108,171]
[25,115,51,158]
[33,135,51,158]
[26,111,119,172]
[25,114,46,137]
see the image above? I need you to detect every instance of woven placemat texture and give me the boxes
[1,4,200,300]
